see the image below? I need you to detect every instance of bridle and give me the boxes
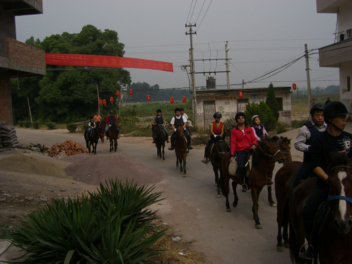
[277,138,291,155]
[327,165,352,206]
[260,140,283,162]
[215,138,227,158]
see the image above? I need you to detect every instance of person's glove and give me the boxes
[109,125,111,127]
[174,128,176,132]
[214,135,217,138]
[184,127,187,130]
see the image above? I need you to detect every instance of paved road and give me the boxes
[16,128,303,264]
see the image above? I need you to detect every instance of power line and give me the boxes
[189,0,198,22]
[197,0,213,30]
[195,0,206,24]
[186,0,194,24]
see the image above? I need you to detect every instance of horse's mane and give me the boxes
[327,152,349,171]
[252,136,278,169]
[280,136,291,145]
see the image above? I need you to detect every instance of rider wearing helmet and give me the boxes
[106,110,120,139]
[201,112,224,164]
[294,103,327,186]
[153,109,169,143]
[168,108,193,151]
[251,115,268,141]
[300,101,352,260]
[230,112,258,192]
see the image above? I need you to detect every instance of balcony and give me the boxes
[319,38,352,67]
[1,0,43,16]
[316,0,350,13]
[0,37,45,77]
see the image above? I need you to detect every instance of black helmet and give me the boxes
[310,103,325,116]
[213,112,222,118]
[324,101,349,124]
[90,116,94,119]
[156,109,162,113]
[235,112,246,121]
[174,108,181,113]
[109,110,113,114]
[180,108,184,111]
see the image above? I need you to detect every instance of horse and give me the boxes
[289,153,352,264]
[220,136,286,229]
[97,120,106,143]
[275,161,303,252]
[152,124,167,161]
[85,127,99,154]
[174,125,188,176]
[107,122,118,152]
[209,135,228,198]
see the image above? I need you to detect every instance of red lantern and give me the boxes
[103,99,106,106]
[146,95,151,102]
[182,96,186,103]
[110,97,114,104]
[292,83,297,91]
[129,89,133,97]
[170,97,174,104]
[238,91,243,99]
[116,91,120,98]
[99,99,103,105]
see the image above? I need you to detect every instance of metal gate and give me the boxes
[203,100,216,129]
[237,99,249,113]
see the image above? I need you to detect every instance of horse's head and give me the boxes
[175,125,185,138]
[326,152,352,234]
[278,136,292,163]
[259,136,286,164]
[214,135,228,158]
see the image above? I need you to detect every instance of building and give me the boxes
[317,0,352,111]
[195,87,292,129]
[0,0,46,125]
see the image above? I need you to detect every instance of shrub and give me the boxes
[276,122,290,134]
[82,124,88,133]
[9,180,165,263]
[67,123,77,133]
[46,122,56,130]
[23,121,31,128]
[266,83,279,121]
[223,117,237,137]
[18,121,24,127]
[292,119,307,129]
[32,122,40,129]
[245,101,276,131]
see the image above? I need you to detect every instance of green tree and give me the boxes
[265,83,279,121]
[245,101,276,131]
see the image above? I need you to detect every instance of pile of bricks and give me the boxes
[44,140,88,157]
[0,121,19,150]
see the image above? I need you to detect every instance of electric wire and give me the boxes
[189,0,198,23]
[195,0,206,24]
[186,0,194,24]
[197,0,213,30]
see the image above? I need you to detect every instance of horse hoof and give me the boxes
[183,174,187,178]
[255,224,262,229]
[226,208,231,213]
[232,202,238,208]
[284,242,289,248]
[277,246,284,252]
[216,194,221,198]
[270,203,277,207]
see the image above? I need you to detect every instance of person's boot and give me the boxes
[299,245,314,260]
[266,179,274,186]
[201,157,210,164]
[240,171,248,192]
[166,137,169,143]
[168,138,175,150]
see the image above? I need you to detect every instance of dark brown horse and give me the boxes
[275,161,303,252]
[97,120,106,143]
[107,122,118,152]
[152,124,167,161]
[174,125,187,176]
[220,136,286,229]
[209,135,228,198]
[289,153,352,264]
[84,126,99,154]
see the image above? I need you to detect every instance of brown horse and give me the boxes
[107,122,118,152]
[220,136,286,228]
[97,120,106,143]
[152,124,167,161]
[275,161,303,252]
[289,153,352,264]
[209,135,229,197]
[174,125,187,176]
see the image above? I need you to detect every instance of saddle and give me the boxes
[228,153,251,177]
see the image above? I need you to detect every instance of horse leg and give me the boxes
[93,141,96,155]
[282,201,290,248]
[179,157,183,174]
[176,156,179,168]
[276,196,287,252]
[110,139,113,152]
[268,185,276,207]
[232,181,239,207]
[86,140,91,153]
[162,143,165,161]
[224,178,231,212]
[183,154,186,176]
[114,138,117,152]
[251,185,264,229]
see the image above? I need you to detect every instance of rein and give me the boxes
[215,139,227,157]
[277,138,291,155]
[260,143,282,162]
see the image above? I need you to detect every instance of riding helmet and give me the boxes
[90,116,94,119]
[251,115,259,123]
[235,112,246,121]
[156,109,162,113]
[213,112,222,118]
[324,101,350,124]
[310,103,325,116]
[109,110,114,114]
[174,108,181,113]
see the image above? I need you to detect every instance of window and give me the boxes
[275,97,283,111]
[348,76,351,91]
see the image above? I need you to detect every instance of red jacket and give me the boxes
[107,116,116,125]
[230,126,258,156]
[212,122,224,134]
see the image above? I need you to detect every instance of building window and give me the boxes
[348,76,351,91]
[276,97,283,111]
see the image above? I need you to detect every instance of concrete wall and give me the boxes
[338,1,352,34]
[0,5,16,58]
[340,61,352,112]
[0,75,13,125]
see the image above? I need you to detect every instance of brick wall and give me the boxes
[0,78,13,125]
[6,37,45,69]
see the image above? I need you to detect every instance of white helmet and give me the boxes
[251,115,259,123]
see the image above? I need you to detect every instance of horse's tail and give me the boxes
[288,220,300,264]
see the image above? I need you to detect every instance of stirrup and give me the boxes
[298,243,314,260]
[242,184,248,192]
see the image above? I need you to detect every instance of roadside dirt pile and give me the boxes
[64,152,163,186]
[0,153,69,178]
[45,140,88,157]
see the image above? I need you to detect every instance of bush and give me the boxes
[245,101,276,131]
[292,119,307,129]
[67,123,77,133]
[10,180,165,263]
[266,83,279,121]
[18,121,24,127]
[46,122,56,130]
[23,121,31,128]
[276,122,290,134]
[81,123,88,133]
[223,117,237,137]
[32,122,40,129]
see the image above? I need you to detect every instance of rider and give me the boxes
[153,109,169,143]
[294,103,327,186]
[86,116,95,138]
[230,112,258,192]
[168,108,193,151]
[201,112,224,164]
[251,115,268,141]
[180,108,188,120]
[105,110,120,139]
[93,111,103,124]
[299,101,352,260]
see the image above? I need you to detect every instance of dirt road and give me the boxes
[10,125,351,264]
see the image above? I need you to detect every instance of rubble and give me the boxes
[0,121,19,150]
[44,140,88,157]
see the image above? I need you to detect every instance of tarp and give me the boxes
[45,53,174,72]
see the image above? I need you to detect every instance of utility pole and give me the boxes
[305,44,312,112]
[186,23,197,126]
[27,97,33,124]
[225,41,230,89]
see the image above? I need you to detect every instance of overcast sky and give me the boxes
[15,0,339,90]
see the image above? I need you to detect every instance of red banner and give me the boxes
[45,53,173,72]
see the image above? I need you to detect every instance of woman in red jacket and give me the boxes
[230,112,258,192]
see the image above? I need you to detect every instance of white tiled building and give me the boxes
[317,0,352,111]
